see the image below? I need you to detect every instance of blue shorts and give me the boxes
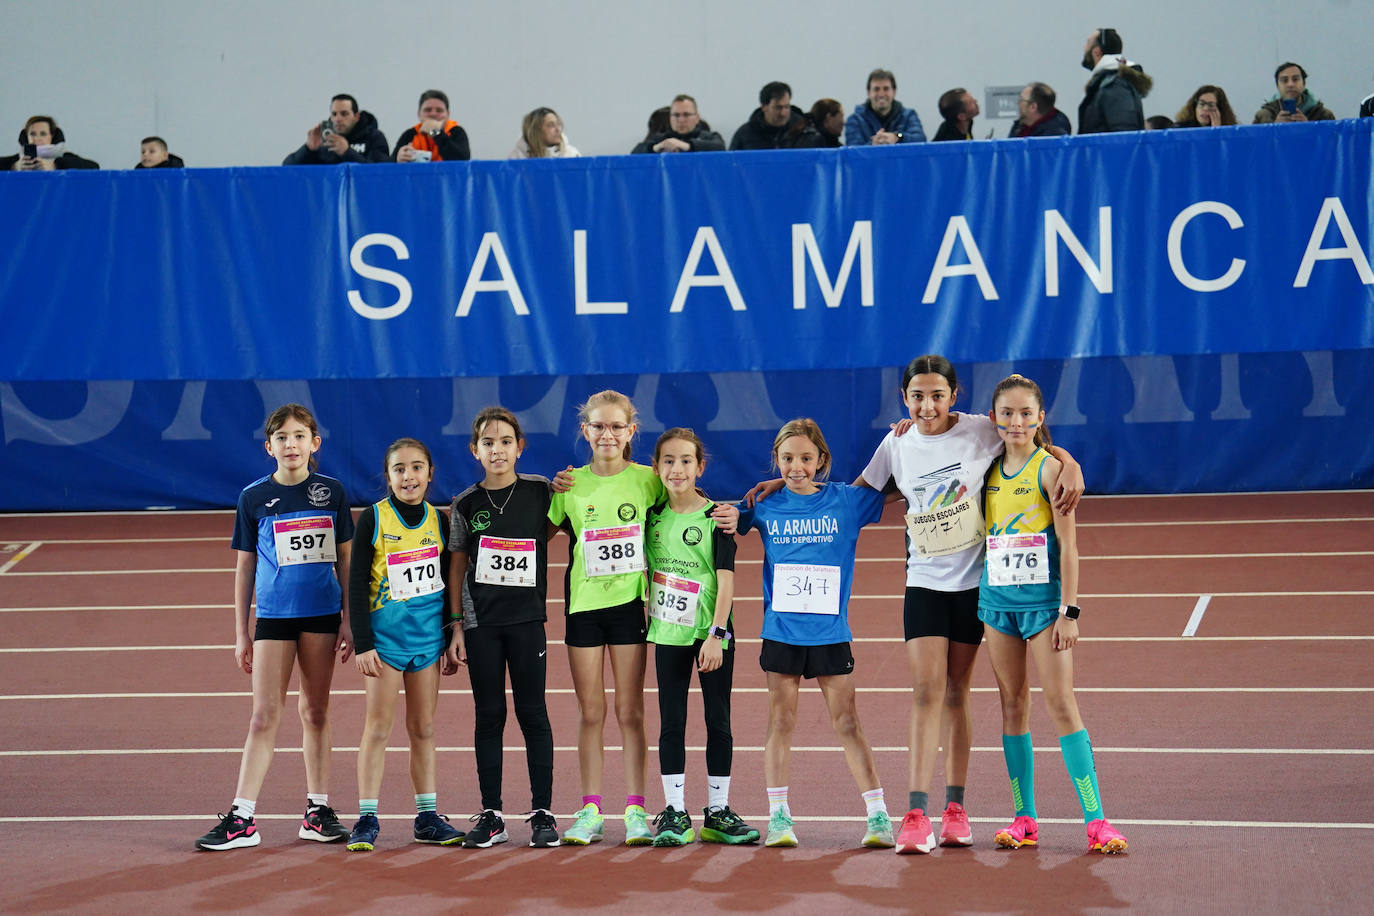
[377,648,442,672]
[978,605,1059,641]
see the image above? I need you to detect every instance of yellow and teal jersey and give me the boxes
[367,497,446,663]
[978,448,1061,613]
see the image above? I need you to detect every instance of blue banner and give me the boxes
[3,121,1372,383]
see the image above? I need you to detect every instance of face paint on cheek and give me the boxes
[1025,423,1038,430]
[996,424,1009,431]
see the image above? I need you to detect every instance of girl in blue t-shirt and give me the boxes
[736,418,894,850]
[195,403,354,852]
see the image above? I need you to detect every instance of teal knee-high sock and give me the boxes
[1059,729,1104,822]
[1001,733,1036,818]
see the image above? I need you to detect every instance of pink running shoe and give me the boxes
[994,815,1039,849]
[1086,818,1128,854]
[894,809,935,855]
[938,802,973,847]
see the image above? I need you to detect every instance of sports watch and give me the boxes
[707,625,731,640]
[1059,604,1081,620]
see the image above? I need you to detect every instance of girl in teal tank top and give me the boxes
[979,375,1129,855]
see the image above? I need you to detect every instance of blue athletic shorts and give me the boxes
[377,648,442,672]
[977,605,1059,641]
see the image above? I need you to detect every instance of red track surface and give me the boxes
[2,491,1372,914]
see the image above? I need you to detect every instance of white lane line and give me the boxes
[869,517,1374,530]
[3,745,1370,758]
[22,537,225,544]
[7,634,1374,654]
[0,542,42,574]
[4,568,231,576]
[1183,595,1212,637]
[4,686,1371,701]
[2,591,1371,602]
[0,813,1367,828]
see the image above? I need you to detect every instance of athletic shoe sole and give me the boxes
[699,828,760,845]
[939,832,973,847]
[298,825,347,842]
[652,828,695,847]
[994,831,1037,849]
[195,832,261,851]
[894,831,935,854]
[464,830,509,849]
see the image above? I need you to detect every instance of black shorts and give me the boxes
[564,599,647,648]
[254,612,341,642]
[759,638,854,679]
[904,586,984,645]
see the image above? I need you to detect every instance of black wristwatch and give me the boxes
[708,625,731,640]
[1059,604,1081,620]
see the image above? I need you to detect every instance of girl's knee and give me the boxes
[912,675,946,709]
[614,698,645,732]
[406,715,435,742]
[297,699,329,730]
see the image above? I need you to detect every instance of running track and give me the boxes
[2,491,1371,914]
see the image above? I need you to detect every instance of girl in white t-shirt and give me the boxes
[856,355,1084,854]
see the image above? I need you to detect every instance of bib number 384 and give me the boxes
[272,516,336,566]
[583,524,644,577]
[475,536,537,588]
[387,544,443,600]
[986,534,1050,586]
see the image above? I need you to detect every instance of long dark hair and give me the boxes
[990,374,1053,449]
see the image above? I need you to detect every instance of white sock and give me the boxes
[862,788,887,817]
[662,773,686,811]
[767,786,789,816]
[707,775,730,811]
[307,793,328,807]
[232,797,256,819]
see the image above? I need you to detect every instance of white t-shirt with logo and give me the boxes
[860,412,1004,591]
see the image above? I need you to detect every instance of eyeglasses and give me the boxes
[586,422,630,436]
[1196,101,1219,110]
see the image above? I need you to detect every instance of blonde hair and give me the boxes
[771,418,831,479]
[522,107,561,158]
[577,389,638,460]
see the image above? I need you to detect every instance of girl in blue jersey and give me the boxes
[196,404,354,851]
[345,438,464,851]
[979,375,1128,854]
[737,418,894,849]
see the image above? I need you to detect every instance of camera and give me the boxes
[410,149,432,162]
[320,118,336,137]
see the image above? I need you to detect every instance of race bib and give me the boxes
[272,516,336,566]
[771,563,841,615]
[986,534,1050,586]
[386,544,443,600]
[475,536,537,588]
[904,489,985,558]
[648,571,701,627]
[582,524,645,577]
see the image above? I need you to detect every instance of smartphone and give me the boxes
[22,143,37,158]
[1281,98,1298,114]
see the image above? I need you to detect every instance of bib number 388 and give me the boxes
[583,524,644,577]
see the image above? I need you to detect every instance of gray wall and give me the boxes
[5,0,1371,168]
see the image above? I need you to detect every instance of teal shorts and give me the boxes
[978,605,1059,641]
[377,647,442,673]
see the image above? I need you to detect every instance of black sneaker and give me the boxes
[526,809,559,847]
[195,811,261,851]
[463,809,509,848]
[299,803,348,842]
[652,806,694,847]
[700,806,760,845]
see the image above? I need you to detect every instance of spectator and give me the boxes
[1253,62,1336,124]
[1,115,98,171]
[807,98,845,148]
[135,136,184,168]
[393,90,471,162]
[282,93,388,165]
[845,68,926,145]
[1362,80,1374,117]
[1078,28,1151,133]
[933,88,980,141]
[1174,86,1237,128]
[730,81,823,150]
[1145,115,1175,130]
[1010,83,1071,137]
[632,94,725,153]
[509,107,580,158]
[643,106,671,143]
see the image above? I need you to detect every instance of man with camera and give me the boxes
[2,116,99,171]
[1252,63,1336,124]
[283,94,389,165]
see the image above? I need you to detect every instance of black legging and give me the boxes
[655,640,734,776]
[466,620,554,811]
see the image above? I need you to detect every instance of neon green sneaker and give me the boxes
[863,810,895,848]
[764,809,798,847]
[559,803,604,845]
[651,806,694,847]
[624,804,654,846]
[700,806,760,845]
